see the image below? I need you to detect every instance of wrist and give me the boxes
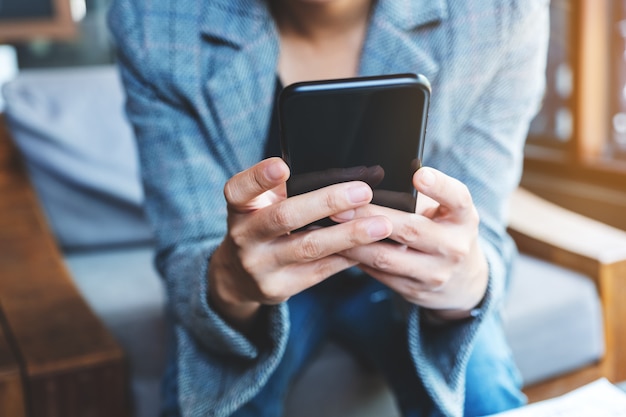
[423,248,489,325]
[207,246,262,333]
[421,294,486,326]
[208,277,262,333]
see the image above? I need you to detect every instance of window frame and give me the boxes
[521,0,626,231]
[0,0,75,42]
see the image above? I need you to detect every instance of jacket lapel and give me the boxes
[199,0,279,174]
[360,0,446,82]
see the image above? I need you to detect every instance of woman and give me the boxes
[108,0,549,416]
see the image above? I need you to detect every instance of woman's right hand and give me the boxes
[208,157,392,332]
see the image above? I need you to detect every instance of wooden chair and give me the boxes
[509,188,626,402]
[0,115,129,417]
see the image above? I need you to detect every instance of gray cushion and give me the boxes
[285,343,399,417]
[1,66,153,249]
[503,254,604,385]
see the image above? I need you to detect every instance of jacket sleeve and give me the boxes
[107,2,290,416]
[408,3,550,417]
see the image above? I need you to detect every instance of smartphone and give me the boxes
[279,73,430,223]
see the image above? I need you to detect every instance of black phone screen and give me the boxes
[279,74,430,214]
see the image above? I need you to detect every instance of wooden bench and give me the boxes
[0,115,129,417]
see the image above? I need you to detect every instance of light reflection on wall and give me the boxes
[612,9,626,152]
[14,0,113,69]
[528,0,573,143]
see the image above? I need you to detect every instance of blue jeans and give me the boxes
[161,276,525,417]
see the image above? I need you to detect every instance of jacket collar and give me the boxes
[378,0,448,31]
[200,0,273,48]
[359,1,443,81]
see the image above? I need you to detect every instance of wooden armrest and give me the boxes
[0,305,26,417]
[0,115,129,417]
[508,187,626,385]
[508,187,626,280]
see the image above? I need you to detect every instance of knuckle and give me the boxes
[447,242,469,263]
[270,203,293,228]
[372,251,393,271]
[323,190,342,212]
[312,260,340,281]
[229,225,248,248]
[455,185,473,210]
[396,220,421,244]
[350,220,373,244]
[256,280,282,301]
[294,234,324,261]
[239,255,260,276]
[428,272,447,289]
[405,285,428,304]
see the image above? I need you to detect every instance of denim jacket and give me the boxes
[108,1,549,416]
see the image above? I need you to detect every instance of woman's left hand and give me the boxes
[332,167,488,320]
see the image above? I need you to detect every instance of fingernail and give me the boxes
[368,220,390,238]
[419,169,435,187]
[333,210,355,221]
[265,162,285,181]
[347,184,371,204]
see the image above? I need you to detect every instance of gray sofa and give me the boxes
[2,66,607,417]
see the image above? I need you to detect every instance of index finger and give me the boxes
[413,168,475,218]
[224,157,290,209]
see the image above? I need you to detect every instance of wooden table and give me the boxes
[0,115,129,417]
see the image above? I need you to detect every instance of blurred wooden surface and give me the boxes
[0,306,26,417]
[0,115,129,417]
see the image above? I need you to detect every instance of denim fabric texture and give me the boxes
[160,277,525,417]
[107,1,549,416]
